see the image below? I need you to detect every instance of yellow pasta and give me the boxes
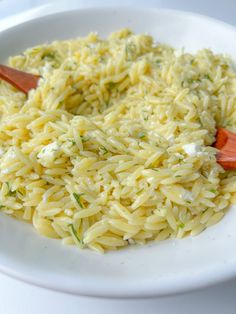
[0,29,236,252]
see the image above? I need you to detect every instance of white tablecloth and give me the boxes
[1,1,236,313]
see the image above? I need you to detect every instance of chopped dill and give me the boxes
[68,139,76,145]
[99,146,109,155]
[105,101,110,108]
[203,74,212,81]
[137,132,146,139]
[80,136,89,143]
[68,224,83,245]
[100,56,106,63]
[107,82,116,90]
[187,78,194,84]
[209,189,216,193]
[125,42,136,60]
[73,193,84,208]
[41,51,56,61]
[6,182,17,197]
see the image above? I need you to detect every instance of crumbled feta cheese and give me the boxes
[175,153,184,160]
[28,173,40,180]
[37,142,60,166]
[88,43,96,49]
[147,177,156,184]
[1,168,9,175]
[181,190,194,202]
[42,194,48,202]
[182,143,202,156]
[41,62,52,75]
[174,48,184,57]
[167,134,175,144]
[5,147,16,159]
[64,209,73,216]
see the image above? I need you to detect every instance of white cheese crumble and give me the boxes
[181,190,194,202]
[147,177,156,184]
[167,134,175,145]
[42,194,48,202]
[41,62,52,76]
[1,168,9,175]
[5,147,16,159]
[174,48,184,57]
[37,142,60,166]
[88,43,96,49]
[182,143,202,156]
[174,153,184,159]
[64,209,73,216]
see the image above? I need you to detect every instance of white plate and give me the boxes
[1,7,236,298]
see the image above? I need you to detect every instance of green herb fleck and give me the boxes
[203,74,212,81]
[190,59,194,65]
[125,42,136,60]
[209,189,216,193]
[143,110,149,121]
[137,132,146,139]
[175,175,182,177]
[187,78,194,84]
[41,51,56,61]
[68,139,76,145]
[187,78,201,85]
[152,168,159,172]
[99,146,109,155]
[186,200,191,204]
[6,182,16,197]
[107,82,116,90]
[179,223,185,228]
[155,59,161,64]
[68,224,83,245]
[73,192,84,208]
[0,205,4,210]
[80,136,89,143]
[138,188,144,195]
[100,56,106,63]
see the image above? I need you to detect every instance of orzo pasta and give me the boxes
[1,29,236,253]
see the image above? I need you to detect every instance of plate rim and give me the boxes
[1,6,236,298]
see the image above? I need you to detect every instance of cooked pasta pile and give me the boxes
[1,29,236,252]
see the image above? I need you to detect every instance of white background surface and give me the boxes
[1,1,236,313]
